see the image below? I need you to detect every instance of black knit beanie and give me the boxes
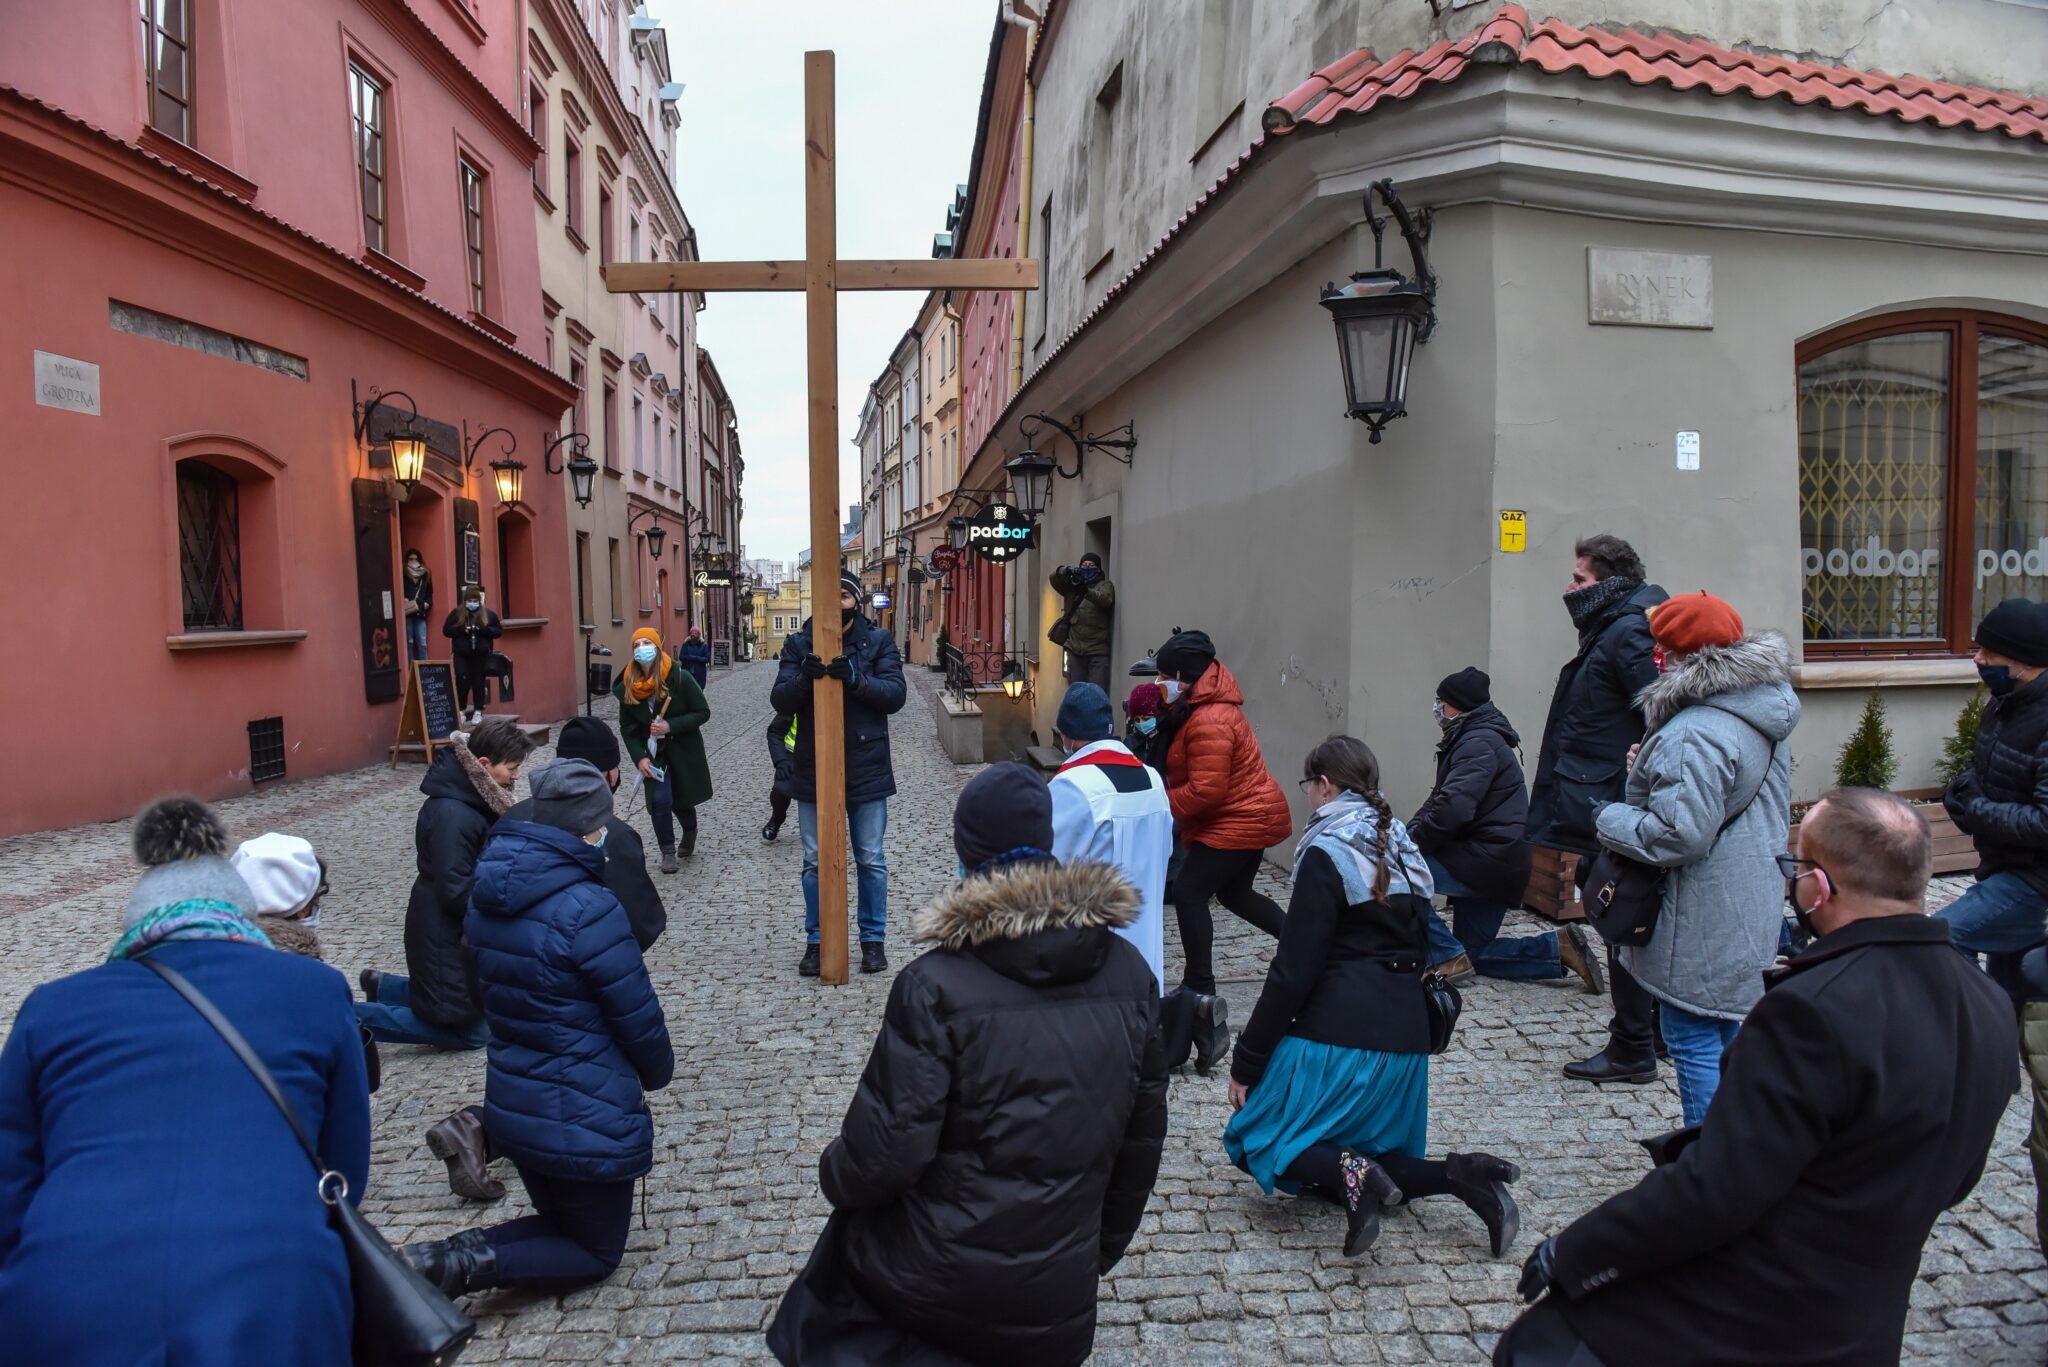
[1436,668,1491,712]
[1154,629,1217,682]
[953,762,1054,873]
[1976,598,2048,668]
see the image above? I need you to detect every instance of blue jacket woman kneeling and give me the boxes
[0,797,371,1367]
[402,758,674,1298]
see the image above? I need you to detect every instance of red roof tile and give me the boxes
[1263,4,2048,142]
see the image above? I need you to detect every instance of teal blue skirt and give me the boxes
[1224,1036,1429,1195]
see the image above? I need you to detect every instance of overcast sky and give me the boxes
[651,0,994,565]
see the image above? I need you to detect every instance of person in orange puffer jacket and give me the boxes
[1156,630,1294,1072]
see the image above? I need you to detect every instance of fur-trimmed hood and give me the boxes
[914,859,1139,951]
[1637,631,1799,736]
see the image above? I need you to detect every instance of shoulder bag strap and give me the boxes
[1715,719,1777,838]
[138,956,328,1180]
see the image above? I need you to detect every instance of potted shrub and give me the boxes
[1787,690,1979,875]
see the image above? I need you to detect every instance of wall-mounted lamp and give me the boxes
[1319,177,1438,444]
[542,431,599,507]
[1011,413,1137,518]
[464,421,521,507]
[491,459,527,509]
[1000,657,1029,700]
[947,516,970,551]
[352,382,428,493]
[627,505,668,559]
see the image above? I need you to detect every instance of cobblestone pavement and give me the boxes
[1,659,2042,1363]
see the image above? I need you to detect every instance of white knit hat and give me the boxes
[231,833,323,917]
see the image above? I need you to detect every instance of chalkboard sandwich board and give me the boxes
[391,661,461,766]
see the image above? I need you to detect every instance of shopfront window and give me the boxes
[1798,312,2048,656]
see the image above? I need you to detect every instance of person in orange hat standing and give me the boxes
[613,627,712,872]
[1590,591,1799,1127]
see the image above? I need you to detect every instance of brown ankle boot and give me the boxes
[424,1105,504,1202]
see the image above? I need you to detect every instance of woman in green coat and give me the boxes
[614,627,712,871]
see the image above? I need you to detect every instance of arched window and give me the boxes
[176,458,241,629]
[1797,310,2048,656]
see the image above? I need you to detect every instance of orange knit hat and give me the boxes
[1648,592,1745,654]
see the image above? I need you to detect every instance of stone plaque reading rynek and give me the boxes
[1587,249,1713,329]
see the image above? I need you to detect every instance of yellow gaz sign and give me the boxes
[1499,509,1527,553]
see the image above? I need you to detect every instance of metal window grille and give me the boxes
[140,0,192,144]
[177,459,243,630]
[247,717,285,783]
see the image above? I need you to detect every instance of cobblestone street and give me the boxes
[2,659,2042,1364]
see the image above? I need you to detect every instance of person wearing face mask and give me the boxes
[1050,553,1116,690]
[400,759,674,1300]
[1500,789,2016,1367]
[1935,597,2048,1008]
[442,583,503,725]
[771,570,909,977]
[1410,670,1603,993]
[678,626,713,689]
[1154,629,1293,1073]
[417,717,665,1204]
[402,549,433,665]
[1123,682,1167,768]
[1524,534,1670,1087]
[1586,593,1797,1128]
[1049,682,1174,990]
[614,627,713,873]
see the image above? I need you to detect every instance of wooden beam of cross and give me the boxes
[608,52,1038,986]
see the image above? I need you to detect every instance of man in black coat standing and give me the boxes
[772,570,909,977]
[1525,534,1668,1085]
[1413,669,1602,993]
[1937,596,2048,1008]
[1498,789,2017,1367]
[768,764,1167,1367]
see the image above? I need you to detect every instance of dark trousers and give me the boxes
[1173,841,1286,996]
[769,782,792,822]
[1286,1144,1459,1202]
[644,766,697,849]
[453,657,489,713]
[1575,856,1660,1061]
[1494,1298,1608,1366]
[483,1164,636,1292]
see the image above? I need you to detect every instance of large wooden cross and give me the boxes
[608,52,1037,985]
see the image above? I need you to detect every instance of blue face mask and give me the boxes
[634,644,659,666]
[1979,663,2019,696]
[1133,717,1157,736]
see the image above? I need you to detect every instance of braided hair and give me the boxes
[1304,735,1394,902]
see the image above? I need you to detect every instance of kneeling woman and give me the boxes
[1226,736,1521,1257]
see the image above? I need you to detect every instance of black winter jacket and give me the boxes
[771,613,908,805]
[1231,847,1432,1086]
[769,861,1167,1367]
[1550,914,2016,1367]
[1944,670,2048,896]
[403,745,502,1027]
[441,605,503,662]
[767,711,797,793]
[501,796,665,952]
[1408,704,1533,905]
[1527,582,1666,855]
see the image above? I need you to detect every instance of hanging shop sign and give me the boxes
[693,569,734,589]
[967,502,1038,563]
[928,545,960,575]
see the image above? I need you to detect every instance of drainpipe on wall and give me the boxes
[1002,1,1039,403]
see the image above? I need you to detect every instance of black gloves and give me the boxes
[1518,1237,1560,1303]
[825,655,854,682]
[799,654,828,680]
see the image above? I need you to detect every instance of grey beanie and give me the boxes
[527,758,616,836]
[125,796,253,929]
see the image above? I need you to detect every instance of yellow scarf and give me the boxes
[627,630,670,705]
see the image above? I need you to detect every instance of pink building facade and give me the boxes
[0,0,576,834]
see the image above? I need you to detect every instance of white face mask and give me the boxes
[1161,679,1185,704]
[634,644,659,666]
[300,902,321,930]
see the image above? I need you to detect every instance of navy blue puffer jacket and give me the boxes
[466,820,674,1183]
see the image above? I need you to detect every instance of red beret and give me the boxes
[1649,592,1745,654]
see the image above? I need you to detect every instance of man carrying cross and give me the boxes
[605,51,1036,985]
[772,569,907,976]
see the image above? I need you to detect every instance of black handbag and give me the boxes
[1047,582,1086,648]
[140,956,476,1367]
[1421,970,1462,1055]
[1583,725,1776,949]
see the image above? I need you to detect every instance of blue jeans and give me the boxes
[1937,872,2048,1008]
[800,799,888,945]
[406,616,430,663]
[1423,857,1562,980]
[354,972,488,1051]
[1661,1003,1740,1127]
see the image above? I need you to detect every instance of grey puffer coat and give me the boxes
[1595,632,1799,1021]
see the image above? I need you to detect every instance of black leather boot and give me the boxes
[1339,1151,1403,1257]
[402,1237,500,1298]
[681,828,697,859]
[358,968,382,1002]
[1191,994,1230,1075]
[1446,1152,1522,1257]
[1563,1047,1658,1084]
[762,813,784,841]
[861,942,889,974]
[798,944,820,977]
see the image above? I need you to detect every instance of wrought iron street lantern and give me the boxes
[490,458,526,509]
[543,431,598,507]
[1319,177,1438,444]
[1000,658,1029,700]
[1003,450,1056,521]
[947,516,969,551]
[352,383,429,492]
[645,521,667,559]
